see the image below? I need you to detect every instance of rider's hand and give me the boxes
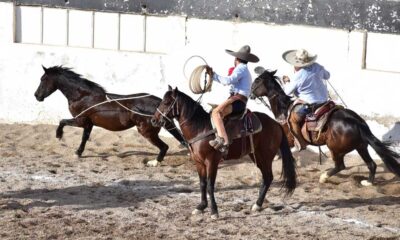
[205,66,214,77]
[282,75,290,83]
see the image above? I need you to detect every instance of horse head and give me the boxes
[151,85,179,127]
[250,67,279,99]
[34,65,58,101]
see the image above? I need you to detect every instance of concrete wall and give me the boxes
[0,2,399,145]
[9,0,400,34]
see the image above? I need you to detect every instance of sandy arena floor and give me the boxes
[0,124,399,240]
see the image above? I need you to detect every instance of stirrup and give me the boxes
[209,136,225,150]
[219,144,229,153]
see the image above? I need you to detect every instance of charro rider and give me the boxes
[282,48,330,151]
[206,45,259,152]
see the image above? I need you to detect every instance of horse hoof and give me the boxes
[319,172,329,183]
[146,159,159,167]
[361,180,373,187]
[210,213,219,220]
[251,203,262,212]
[192,209,203,215]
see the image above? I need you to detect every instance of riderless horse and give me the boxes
[34,66,186,166]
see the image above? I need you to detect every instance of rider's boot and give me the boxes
[290,112,308,151]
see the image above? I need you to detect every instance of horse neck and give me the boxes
[56,76,104,102]
[176,97,211,140]
[267,89,292,120]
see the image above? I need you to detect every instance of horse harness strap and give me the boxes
[187,129,216,145]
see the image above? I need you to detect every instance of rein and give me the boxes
[74,94,154,119]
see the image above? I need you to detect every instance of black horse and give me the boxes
[34,66,186,166]
[251,68,400,186]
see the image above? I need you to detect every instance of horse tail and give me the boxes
[279,126,297,195]
[359,123,400,177]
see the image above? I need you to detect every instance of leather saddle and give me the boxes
[214,109,262,142]
[300,101,342,142]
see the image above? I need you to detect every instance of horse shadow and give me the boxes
[308,195,400,210]
[80,148,190,159]
[0,179,190,211]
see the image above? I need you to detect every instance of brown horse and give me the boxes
[34,66,186,166]
[151,86,297,218]
[250,68,400,186]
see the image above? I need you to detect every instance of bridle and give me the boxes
[156,92,203,128]
[251,78,279,111]
[156,95,179,124]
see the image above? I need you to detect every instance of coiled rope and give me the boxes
[183,55,213,94]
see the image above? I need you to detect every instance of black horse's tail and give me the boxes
[359,123,400,177]
[279,126,297,195]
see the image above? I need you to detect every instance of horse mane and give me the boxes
[262,70,293,117]
[175,90,211,129]
[46,66,106,94]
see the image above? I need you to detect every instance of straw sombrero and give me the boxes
[282,49,317,67]
[225,45,259,63]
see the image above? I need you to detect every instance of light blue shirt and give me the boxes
[212,63,252,97]
[284,63,330,104]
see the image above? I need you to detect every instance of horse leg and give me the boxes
[76,124,93,157]
[356,147,377,186]
[206,159,219,219]
[250,153,274,212]
[56,118,92,157]
[56,119,72,139]
[192,161,208,215]
[320,151,345,183]
[137,125,169,167]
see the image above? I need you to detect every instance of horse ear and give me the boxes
[271,69,278,76]
[168,85,172,91]
[254,66,265,76]
[172,87,178,97]
[42,65,48,73]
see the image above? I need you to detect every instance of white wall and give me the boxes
[0,3,399,144]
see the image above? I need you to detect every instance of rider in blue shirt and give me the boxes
[282,49,330,150]
[206,45,259,152]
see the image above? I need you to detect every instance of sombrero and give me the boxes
[225,45,259,63]
[282,49,317,67]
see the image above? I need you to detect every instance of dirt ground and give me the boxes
[0,123,399,240]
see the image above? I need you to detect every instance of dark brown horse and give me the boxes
[152,86,297,218]
[34,66,186,166]
[250,68,400,186]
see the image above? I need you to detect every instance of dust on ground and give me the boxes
[0,124,399,240]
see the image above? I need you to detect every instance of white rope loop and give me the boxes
[188,65,213,94]
[74,94,153,119]
[183,55,213,94]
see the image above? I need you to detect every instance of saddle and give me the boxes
[222,109,262,142]
[300,101,343,142]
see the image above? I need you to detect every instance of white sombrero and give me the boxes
[225,45,259,63]
[282,49,317,67]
